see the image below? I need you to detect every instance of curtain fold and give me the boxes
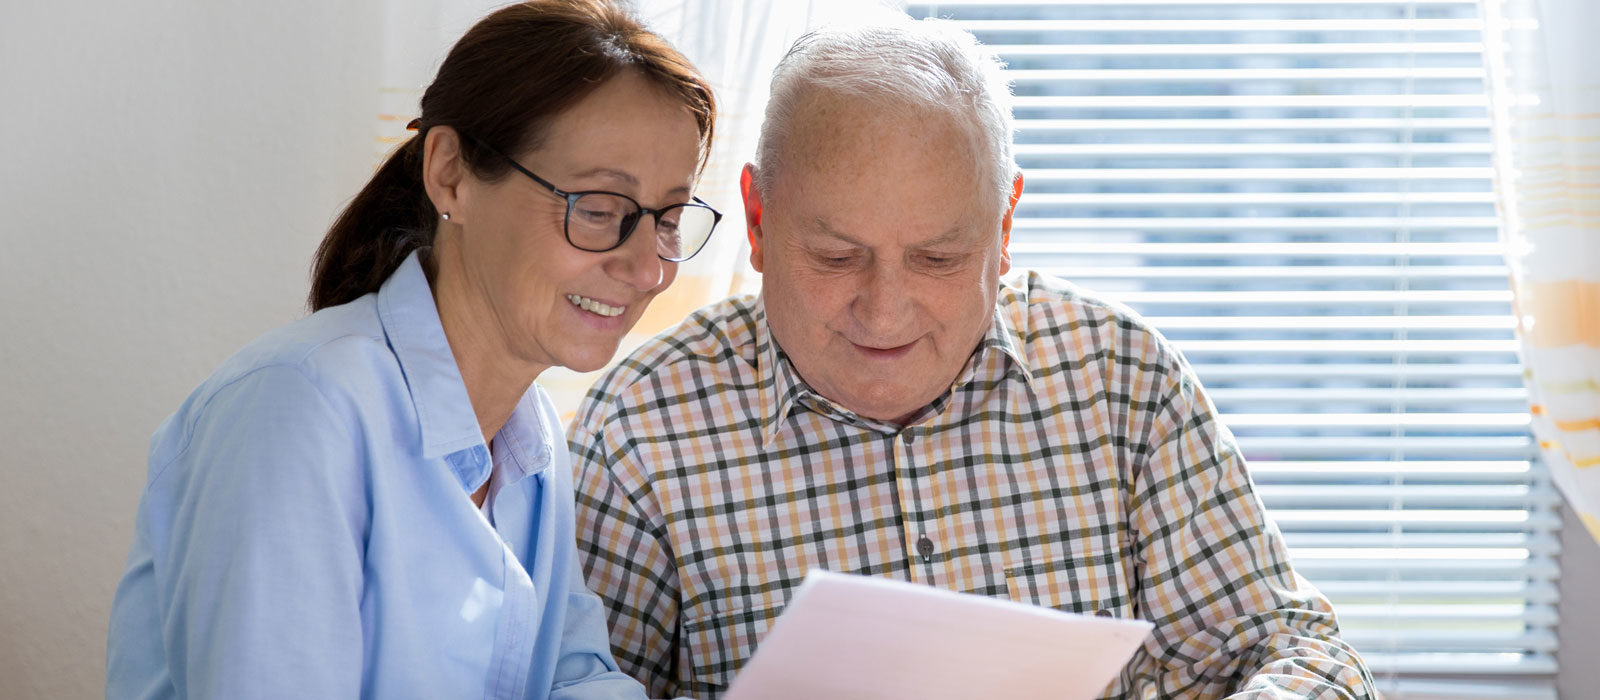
[541,0,870,418]
[1484,0,1600,539]
[368,0,893,416]
[376,0,504,159]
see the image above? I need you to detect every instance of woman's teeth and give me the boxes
[567,294,624,317]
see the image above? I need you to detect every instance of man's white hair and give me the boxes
[753,17,1017,210]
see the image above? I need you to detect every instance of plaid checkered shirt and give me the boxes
[571,270,1376,699]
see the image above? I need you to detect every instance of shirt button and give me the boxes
[1095,609,1115,618]
[901,432,915,445]
[916,535,934,561]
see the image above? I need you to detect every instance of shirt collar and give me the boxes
[754,291,1036,447]
[376,250,485,463]
[755,297,809,447]
[494,391,557,480]
[975,301,1036,390]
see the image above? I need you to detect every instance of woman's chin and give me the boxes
[557,343,624,374]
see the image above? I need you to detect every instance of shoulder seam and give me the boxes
[145,349,359,489]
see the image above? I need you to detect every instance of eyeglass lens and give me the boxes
[567,192,717,261]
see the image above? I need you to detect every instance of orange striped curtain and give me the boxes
[375,1,504,159]
[1483,0,1600,540]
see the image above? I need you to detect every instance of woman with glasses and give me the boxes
[105,1,718,698]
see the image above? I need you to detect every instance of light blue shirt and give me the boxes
[107,251,649,700]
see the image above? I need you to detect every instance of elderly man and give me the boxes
[570,18,1376,700]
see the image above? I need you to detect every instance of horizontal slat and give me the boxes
[1191,363,1521,379]
[1227,412,1529,428]
[954,19,1482,31]
[1360,652,1557,676]
[1149,316,1515,330]
[1259,484,1552,507]
[1376,678,1556,700]
[1320,579,1559,603]
[1012,218,1498,232]
[1337,603,1557,623]
[990,42,1484,56]
[1294,548,1542,562]
[1294,555,1557,577]
[1249,460,1532,477]
[1239,436,1534,457]
[1179,339,1516,352]
[1212,387,1525,402]
[1017,117,1490,132]
[1094,292,1504,306]
[1118,290,1510,304]
[1273,512,1560,532]
[1014,141,1490,155]
[1025,167,1493,181]
[916,0,1476,6]
[1179,340,1517,355]
[1286,532,1551,550]
[1058,268,1509,283]
[1272,509,1544,523]
[1013,95,1487,109]
[1344,630,1557,652]
[1020,192,1495,205]
[1007,67,1486,81]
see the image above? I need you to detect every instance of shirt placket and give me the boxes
[892,428,942,586]
[483,442,546,700]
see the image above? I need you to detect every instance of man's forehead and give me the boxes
[787,89,979,157]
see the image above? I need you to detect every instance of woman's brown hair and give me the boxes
[308,0,715,311]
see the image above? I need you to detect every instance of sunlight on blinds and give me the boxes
[905,1,1555,695]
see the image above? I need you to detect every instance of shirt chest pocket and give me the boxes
[1004,549,1134,619]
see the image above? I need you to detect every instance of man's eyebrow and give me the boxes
[813,216,973,247]
[811,217,864,245]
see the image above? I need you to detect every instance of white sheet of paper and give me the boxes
[722,569,1153,700]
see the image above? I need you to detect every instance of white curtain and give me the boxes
[539,0,870,418]
[369,0,867,417]
[1483,0,1600,540]
[375,0,505,159]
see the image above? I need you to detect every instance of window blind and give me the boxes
[903,2,1556,697]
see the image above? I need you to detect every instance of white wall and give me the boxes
[0,2,382,697]
[1559,502,1600,699]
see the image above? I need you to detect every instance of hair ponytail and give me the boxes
[308,136,436,311]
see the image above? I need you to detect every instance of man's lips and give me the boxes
[851,339,917,359]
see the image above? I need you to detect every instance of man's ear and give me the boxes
[741,163,765,273]
[999,170,1023,274]
[422,126,467,222]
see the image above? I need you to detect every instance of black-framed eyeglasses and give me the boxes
[469,136,721,262]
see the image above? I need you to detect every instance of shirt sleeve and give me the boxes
[141,365,369,700]
[570,400,684,700]
[1128,343,1378,699]
[548,551,656,700]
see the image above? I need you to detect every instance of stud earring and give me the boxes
[441,212,451,221]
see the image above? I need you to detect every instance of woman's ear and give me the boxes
[422,126,467,223]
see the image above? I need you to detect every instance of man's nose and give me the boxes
[853,263,913,335]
